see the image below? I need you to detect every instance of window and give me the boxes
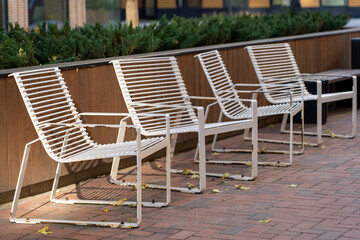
[144,0,156,19]
[224,0,248,7]
[28,0,68,29]
[321,0,346,6]
[273,0,290,6]
[177,0,202,7]
[86,0,121,25]
[0,0,7,30]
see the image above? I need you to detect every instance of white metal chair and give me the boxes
[246,43,357,145]
[195,50,304,166]
[9,67,171,228]
[110,56,258,193]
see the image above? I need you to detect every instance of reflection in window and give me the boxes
[177,0,201,8]
[86,0,121,25]
[321,0,346,6]
[0,0,6,30]
[28,0,68,29]
[224,0,248,7]
[144,0,156,19]
[273,0,291,6]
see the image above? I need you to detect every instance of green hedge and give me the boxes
[0,10,349,69]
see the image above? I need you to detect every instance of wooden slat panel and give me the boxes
[6,77,21,190]
[0,77,9,193]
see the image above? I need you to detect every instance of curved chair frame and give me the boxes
[246,43,357,146]
[9,67,171,228]
[195,50,304,166]
[111,56,258,193]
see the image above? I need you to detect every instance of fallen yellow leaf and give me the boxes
[258,147,267,154]
[142,183,148,189]
[190,174,200,179]
[289,184,298,188]
[331,133,336,138]
[182,169,192,175]
[212,152,220,156]
[325,129,331,133]
[258,219,271,223]
[157,163,162,168]
[222,172,231,179]
[104,208,109,213]
[268,162,287,167]
[245,161,252,167]
[268,124,274,128]
[187,183,196,188]
[112,198,127,206]
[212,189,222,193]
[235,184,251,190]
[321,145,325,149]
[121,225,133,229]
[224,180,231,184]
[36,226,53,235]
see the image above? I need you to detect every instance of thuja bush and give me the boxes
[0,10,349,69]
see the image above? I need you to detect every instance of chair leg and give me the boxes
[10,140,37,222]
[197,128,207,191]
[280,114,289,132]
[50,162,63,202]
[109,119,128,183]
[352,76,357,138]
[251,104,258,179]
[289,109,293,165]
[165,136,171,204]
[316,92,323,145]
[136,137,142,226]
[211,111,223,151]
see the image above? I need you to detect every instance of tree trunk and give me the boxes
[125,0,139,27]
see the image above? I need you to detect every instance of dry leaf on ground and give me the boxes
[36,226,53,235]
[222,172,231,179]
[112,198,127,206]
[235,184,250,190]
[212,189,222,193]
[258,219,271,223]
[182,169,192,175]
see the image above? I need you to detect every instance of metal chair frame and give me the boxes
[9,67,171,228]
[111,56,258,194]
[246,43,357,146]
[195,50,304,166]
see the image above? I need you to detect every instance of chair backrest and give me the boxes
[195,50,249,119]
[11,67,95,161]
[246,43,309,103]
[111,57,198,135]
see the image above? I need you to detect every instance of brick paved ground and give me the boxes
[0,108,359,240]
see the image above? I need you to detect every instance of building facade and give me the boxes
[1,0,360,31]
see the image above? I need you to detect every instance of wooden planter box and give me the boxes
[1,28,359,203]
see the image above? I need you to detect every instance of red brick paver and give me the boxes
[0,108,359,239]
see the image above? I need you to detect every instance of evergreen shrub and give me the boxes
[0,10,349,69]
